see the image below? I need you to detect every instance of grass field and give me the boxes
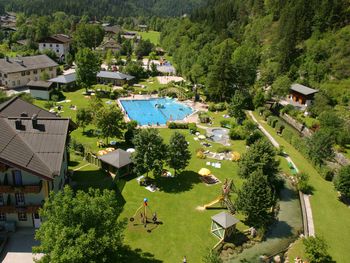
[137,31,161,46]
[251,112,350,263]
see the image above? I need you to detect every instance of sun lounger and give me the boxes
[145,186,157,192]
[206,161,211,166]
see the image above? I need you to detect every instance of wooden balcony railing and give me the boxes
[0,181,42,194]
[0,204,41,213]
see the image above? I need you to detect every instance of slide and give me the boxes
[204,196,223,209]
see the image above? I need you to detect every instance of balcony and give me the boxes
[0,204,41,213]
[0,181,42,194]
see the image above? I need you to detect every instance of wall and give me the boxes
[0,67,57,88]
[39,43,70,59]
[30,89,51,100]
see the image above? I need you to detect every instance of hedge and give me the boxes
[168,122,189,129]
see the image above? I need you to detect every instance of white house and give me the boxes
[0,55,58,89]
[38,34,71,62]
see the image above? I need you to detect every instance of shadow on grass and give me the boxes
[155,171,201,193]
[71,169,114,191]
[68,160,80,167]
[119,246,163,263]
[83,129,98,137]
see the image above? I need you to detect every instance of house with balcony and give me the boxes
[0,96,75,228]
[0,55,58,89]
[38,34,72,62]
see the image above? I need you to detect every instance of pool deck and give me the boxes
[117,94,208,127]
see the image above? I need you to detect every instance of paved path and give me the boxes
[1,228,43,263]
[248,111,315,237]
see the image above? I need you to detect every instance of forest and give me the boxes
[161,0,350,107]
[0,0,205,17]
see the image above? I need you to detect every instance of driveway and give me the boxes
[1,228,43,263]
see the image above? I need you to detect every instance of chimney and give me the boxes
[15,119,22,130]
[31,114,38,128]
[20,112,28,117]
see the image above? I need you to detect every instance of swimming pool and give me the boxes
[119,98,193,125]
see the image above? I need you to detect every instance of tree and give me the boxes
[303,236,333,263]
[135,39,154,59]
[123,61,145,80]
[33,186,124,263]
[105,49,114,70]
[228,89,251,123]
[76,108,93,132]
[334,165,350,199]
[95,105,125,144]
[296,172,310,193]
[76,48,100,92]
[132,129,167,178]
[307,130,334,165]
[124,120,138,144]
[73,23,104,49]
[167,132,191,176]
[271,75,291,98]
[236,170,276,228]
[238,139,279,186]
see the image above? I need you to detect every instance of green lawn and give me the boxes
[137,31,161,45]
[251,112,350,263]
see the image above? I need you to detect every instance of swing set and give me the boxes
[130,198,159,229]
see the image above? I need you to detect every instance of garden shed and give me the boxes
[98,149,133,178]
[211,212,239,242]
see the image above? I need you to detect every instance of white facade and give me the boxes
[0,67,57,89]
[39,42,70,60]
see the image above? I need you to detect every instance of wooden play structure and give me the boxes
[211,211,240,248]
[203,179,236,214]
[130,198,158,228]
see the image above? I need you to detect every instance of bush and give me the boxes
[229,126,247,140]
[208,103,216,112]
[167,122,189,129]
[199,112,210,123]
[320,166,335,181]
[262,110,272,120]
[44,101,54,109]
[188,123,198,133]
[296,172,311,193]
[281,104,295,115]
[215,102,226,111]
[267,116,279,127]
[220,119,231,128]
[70,139,85,155]
[217,146,232,153]
[275,121,285,133]
[281,128,295,143]
[246,130,264,146]
[257,106,265,115]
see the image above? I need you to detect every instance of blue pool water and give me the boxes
[120,98,193,125]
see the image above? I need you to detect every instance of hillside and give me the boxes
[0,0,206,17]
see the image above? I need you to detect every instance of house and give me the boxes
[103,25,121,36]
[49,72,76,89]
[121,31,141,42]
[27,80,54,100]
[98,149,133,178]
[38,34,71,62]
[138,24,148,31]
[0,96,75,228]
[99,39,121,53]
[97,71,135,86]
[289,84,318,107]
[0,55,58,89]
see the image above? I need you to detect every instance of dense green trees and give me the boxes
[334,165,350,199]
[33,186,124,263]
[307,130,334,165]
[167,132,191,176]
[76,108,93,132]
[73,23,104,49]
[303,236,333,263]
[76,48,100,92]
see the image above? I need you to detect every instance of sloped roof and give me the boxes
[290,84,318,96]
[211,212,239,228]
[27,80,53,89]
[49,73,76,84]
[0,96,57,118]
[40,34,71,44]
[0,55,58,74]
[97,71,134,81]
[104,25,121,34]
[0,116,70,180]
[98,149,132,168]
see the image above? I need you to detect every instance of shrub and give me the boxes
[246,130,264,146]
[188,123,198,133]
[280,104,295,115]
[296,172,310,193]
[196,151,206,159]
[281,128,295,143]
[334,165,350,199]
[229,126,247,140]
[208,103,216,112]
[275,121,285,133]
[243,119,258,132]
[231,151,241,161]
[320,166,335,181]
[215,102,226,111]
[70,139,85,155]
[168,122,189,129]
[51,94,59,102]
[262,110,272,120]
[217,146,232,153]
[257,106,265,115]
[220,119,231,128]
[199,112,210,123]
[44,101,54,109]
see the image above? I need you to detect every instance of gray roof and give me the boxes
[39,34,71,44]
[27,80,53,89]
[0,96,57,118]
[97,71,134,81]
[291,84,318,96]
[49,73,76,84]
[211,212,239,228]
[0,55,58,74]
[98,149,132,168]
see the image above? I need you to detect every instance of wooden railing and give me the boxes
[0,204,41,213]
[0,181,42,194]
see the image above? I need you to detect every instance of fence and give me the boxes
[280,113,313,137]
[84,152,102,168]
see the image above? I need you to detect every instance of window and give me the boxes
[17,80,20,85]
[49,44,52,47]
[0,73,2,77]
[4,74,7,78]
[33,69,37,74]
[18,212,27,221]
[13,170,22,186]
[15,192,25,206]
[56,44,59,47]
[49,67,53,71]
[0,194,3,205]
[56,49,59,53]
[21,71,25,76]
[43,43,46,47]
[12,81,15,86]
[0,213,6,221]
